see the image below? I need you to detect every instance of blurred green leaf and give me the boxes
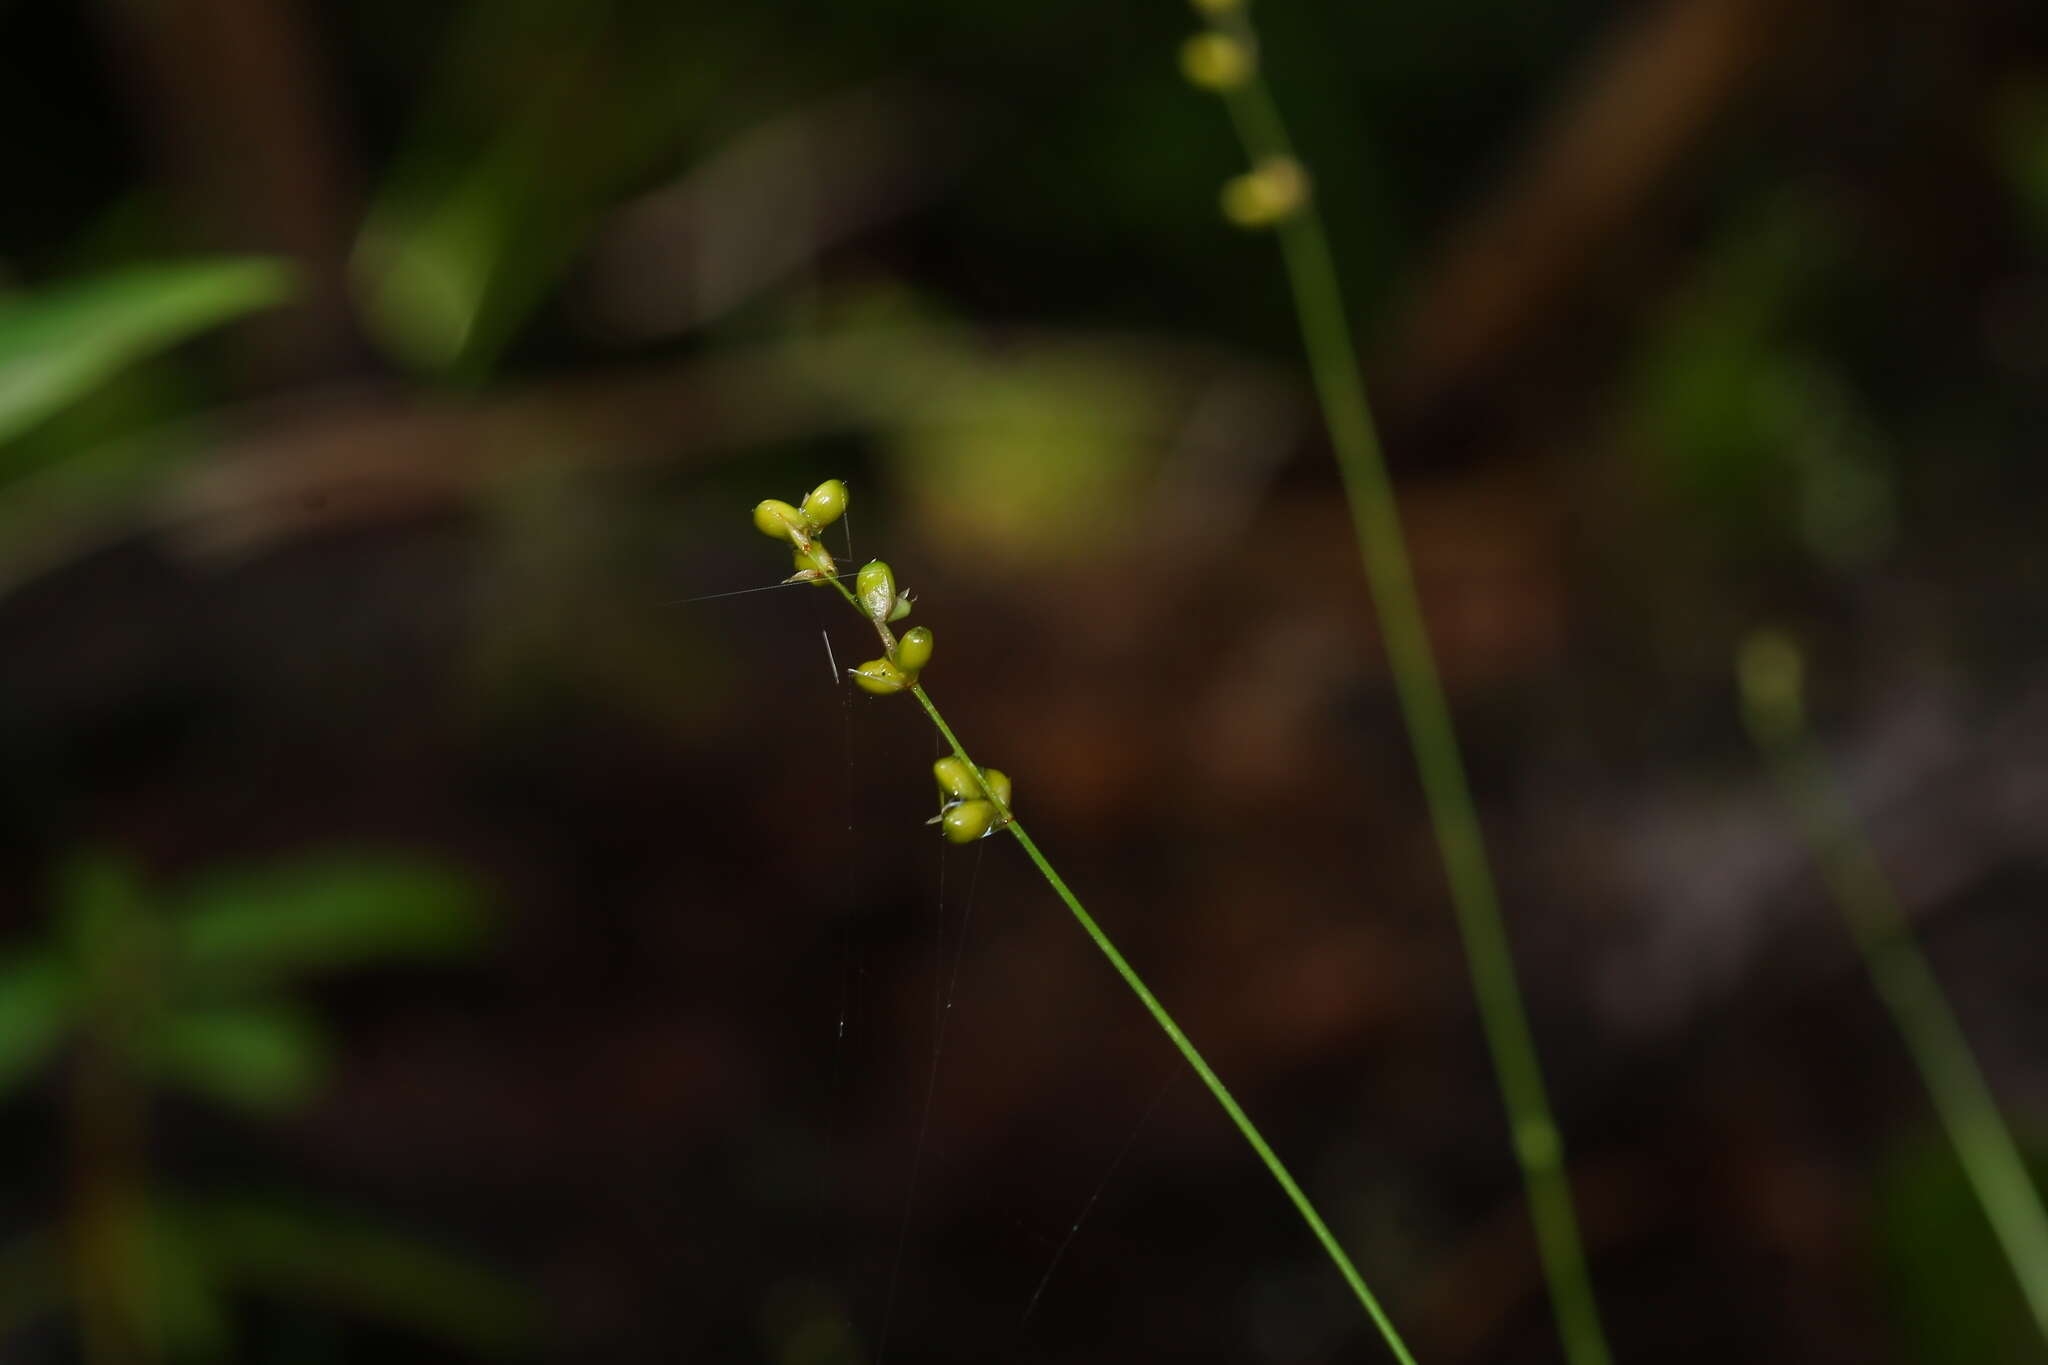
[1632,197,1837,512]
[141,1203,233,1360]
[149,1000,329,1116]
[789,309,1178,567]
[57,854,166,1039]
[354,0,733,382]
[1628,193,1900,570]
[59,850,152,945]
[356,169,509,375]
[0,259,294,448]
[60,1198,229,1362]
[0,951,77,1098]
[186,1198,539,1355]
[1873,1127,2048,1365]
[173,853,485,986]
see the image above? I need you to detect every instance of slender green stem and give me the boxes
[1755,731,2048,1339]
[919,689,1416,1364]
[808,565,1418,1362]
[1196,19,1613,1365]
[1009,816,1416,1361]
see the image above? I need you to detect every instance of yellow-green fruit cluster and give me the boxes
[849,658,910,695]
[752,499,808,542]
[752,478,849,576]
[932,756,1013,842]
[850,627,935,696]
[855,559,914,626]
[801,479,846,529]
[893,626,932,674]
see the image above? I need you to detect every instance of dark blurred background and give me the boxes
[2,0,2046,1360]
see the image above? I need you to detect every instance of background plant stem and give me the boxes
[1752,729,2048,1341]
[809,567,1419,1363]
[71,983,154,1365]
[1200,20,1614,1365]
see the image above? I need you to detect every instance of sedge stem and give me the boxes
[809,562,1417,1362]
[1756,730,2048,1341]
[1199,16,1613,1364]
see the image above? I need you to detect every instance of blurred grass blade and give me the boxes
[0,259,294,447]
[174,854,485,985]
[1740,634,2048,1345]
[149,999,329,1115]
[188,1199,539,1354]
[1189,10,1612,1361]
[1876,1130,2048,1365]
[0,951,77,1098]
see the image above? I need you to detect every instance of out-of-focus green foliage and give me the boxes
[0,258,291,448]
[0,847,525,1356]
[353,0,747,380]
[0,951,74,1095]
[781,289,1189,566]
[135,1206,236,1360]
[149,999,329,1116]
[1629,195,1894,571]
[1876,1129,2048,1365]
[184,1198,539,1356]
[879,338,1175,563]
[173,853,485,987]
[1995,82,2048,242]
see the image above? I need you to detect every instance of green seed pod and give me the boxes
[887,592,914,623]
[753,499,809,544]
[792,540,836,576]
[933,756,979,802]
[1221,156,1310,229]
[849,657,910,695]
[857,560,897,624]
[891,626,933,676]
[1180,32,1253,90]
[802,478,848,529]
[941,799,996,844]
[979,767,1013,811]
